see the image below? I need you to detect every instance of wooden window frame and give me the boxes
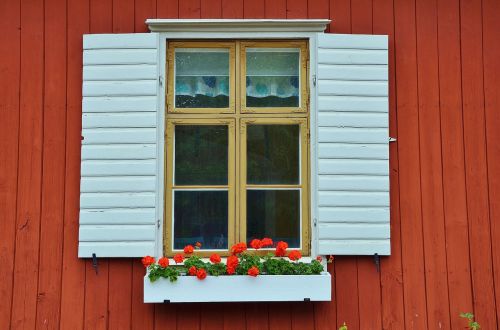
[164,39,310,257]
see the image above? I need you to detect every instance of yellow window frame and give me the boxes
[164,39,310,257]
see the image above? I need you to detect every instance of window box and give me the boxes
[143,271,331,303]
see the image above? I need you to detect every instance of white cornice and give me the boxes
[146,19,330,33]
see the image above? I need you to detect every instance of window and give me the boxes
[164,40,310,257]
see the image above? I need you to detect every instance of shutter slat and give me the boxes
[315,33,390,255]
[79,33,159,258]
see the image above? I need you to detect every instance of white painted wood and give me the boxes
[318,143,388,159]
[80,208,156,225]
[143,272,332,303]
[79,33,159,258]
[81,144,156,160]
[318,223,390,239]
[79,225,156,241]
[315,33,390,255]
[146,19,330,33]
[79,241,156,258]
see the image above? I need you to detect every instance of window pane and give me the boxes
[246,190,300,248]
[175,49,230,108]
[246,49,300,108]
[247,124,299,185]
[175,125,228,185]
[173,190,228,249]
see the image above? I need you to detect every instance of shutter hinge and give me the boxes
[159,75,163,87]
[92,253,99,274]
[313,217,317,227]
[312,74,317,87]
[157,219,160,229]
[389,137,397,142]
[373,253,380,273]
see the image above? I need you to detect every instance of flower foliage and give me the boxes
[145,239,326,283]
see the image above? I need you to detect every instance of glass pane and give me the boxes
[247,124,300,184]
[175,125,228,185]
[246,48,300,108]
[246,190,300,248]
[173,190,228,250]
[175,48,230,108]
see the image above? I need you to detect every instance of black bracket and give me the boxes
[163,300,171,303]
[304,298,311,302]
[373,253,380,273]
[92,253,99,274]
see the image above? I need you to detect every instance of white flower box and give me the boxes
[144,272,331,303]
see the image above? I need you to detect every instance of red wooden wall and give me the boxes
[0,0,499,329]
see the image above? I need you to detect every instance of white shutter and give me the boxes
[79,33,159,257]
[315,33,390,255]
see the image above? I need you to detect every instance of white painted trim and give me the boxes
[146,19,330,33]
[144,272,331,302]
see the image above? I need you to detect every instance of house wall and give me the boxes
[0,0,499,329]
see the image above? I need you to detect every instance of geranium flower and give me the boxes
[158,257,169,268]
[141,256,155,268]
[250,239,262,250]
[227,266,236,275]
[247,266,259,277]
[227,255,239,269]
[173,254,184,264]
[196,268,207,280]
[195,242,202,249]
[275,241,288,257]
[316,256,323,263]
[188,266,197,276]
[184,245,194,254]
[261,237,273,247]
[231,242,247,255]
[210,253,221,264]
[288,250,302,261]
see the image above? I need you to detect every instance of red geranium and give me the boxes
[188,266,197,276]
[210,253,221,264]
[275,241,288,257]
[250,239,262,250]
[184,245,194,254]
[227,255,239,269]
[288,250,302,261]
[247,266,259,277]
[316,256,323,263]
[231,242,247,255]
[141,255,155,268]
[196,268,207,280]
[261,237,273,247]
[227,266,236,275]
[158,257,169,268]
[173,254,184,264]
[195,242,202,249]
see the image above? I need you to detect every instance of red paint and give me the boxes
[1,0,500,329]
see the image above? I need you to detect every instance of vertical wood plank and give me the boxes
[415,0,451,328]
[265,0,286,18]
[483,0,500,323]
[201,0,222,18]
[313,263,337,330]
[351,0,372,33]
[222,0,243,18]
[113,0,135,32]
[59,0,89,328]
[200,304,224,330]
[108,260,132,330]
[335,257,360,329]
[246,303,269,330]
[373,1,406,329]
[286,0,307,18]
[329,0,351,33]
[154,304,177,330]
[436,0,474,327]
[84,261,109,330]
[393,0,429,328]
[268,303,292,330]
[357,258,382,329]
[308,0,329,19]
[135,0,157,32]
[179,0,200,18]
[90,0,112,32]
[291,302,314,330]
[244,0,265,18]
[131,262,154,329]
[223,303,246,330]
[157,0,178,18]
[35,0,67,327]
[177,304,200,330]
[0,0,20,329]
[9,0,45,327]
[460,0,497,328]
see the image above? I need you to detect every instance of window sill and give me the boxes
[143,272,331,303]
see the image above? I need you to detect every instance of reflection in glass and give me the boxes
[246,49,300,107]
[247,125,300,184]
[173,190,228,249]
[175,49,230,108]
[175,125,228,185]
[246,190,300,248]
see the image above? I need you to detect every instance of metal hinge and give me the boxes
[312,74,317,87]
[159,75,163,87]
[313,218,317,227]
[157,219,160,229]
[92,253,99,274]
[389,137,397,142]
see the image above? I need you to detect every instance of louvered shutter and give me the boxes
[315,33,390,255]
[79,33,159,257]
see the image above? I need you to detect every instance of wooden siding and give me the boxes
[0,0,499,329]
